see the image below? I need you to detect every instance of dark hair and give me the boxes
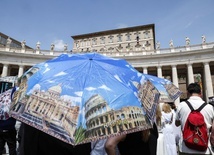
[187,82,201,94]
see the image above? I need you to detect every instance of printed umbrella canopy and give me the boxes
[132,73,182,121]
[142,74,182,103]
[0,76,18,120]
[0,89,12,120]
[10,53,181,145]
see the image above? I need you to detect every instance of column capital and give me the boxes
[187,62,194,84]
[187,63,193,66]
[2,62,10,65]
[3,63,9,66]
[203,61,210,65]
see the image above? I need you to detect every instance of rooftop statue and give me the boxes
[21,40,26,48]
[202,35,206,44]
[169,39,174,48]
[36,41,41,50]
[156,41,160,49]
[51,43,55,51]
[64,43,68,51]
[6,37,12,45]
[185,37,190,46]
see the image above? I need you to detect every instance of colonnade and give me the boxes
[138,61,214,104]
[0,42,214,103]
[1,64,28,78]
[1,60,213,103]
[143,63,213,97]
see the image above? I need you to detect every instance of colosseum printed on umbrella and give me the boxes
[9,53,181,145]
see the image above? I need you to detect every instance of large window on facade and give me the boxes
[86,39,90,46]
[125,33,131,41]
[100,48,105,52]
[134,32,141,42]
[108,47,114,52]
[144,30,150,39]
[92,38,97,45]
[108,35,114,43]
[0,36,7,46]
[117,34,122,42]
[75,41,80,48]
[100,37,105,44]
[80,40,84,47]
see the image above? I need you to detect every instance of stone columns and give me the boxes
[187,63,194,84]
[1,64,9,77]
[203,62,213,100]
[172,65,179,87]
[172,65,179,106]
[143,67,148,74]
[18,65,24,77]
[157,66,162,78]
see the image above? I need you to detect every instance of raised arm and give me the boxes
[105,134,126,155]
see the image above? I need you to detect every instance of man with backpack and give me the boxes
[175,82,214,155]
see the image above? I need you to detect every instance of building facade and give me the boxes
[71,24,155,54]
[0,24,214,104]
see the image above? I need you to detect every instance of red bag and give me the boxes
[183,101,208,151]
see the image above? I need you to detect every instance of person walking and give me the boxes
[18,123,91,155]
[169,102,181,146]
[161,103,177,155]
[0,117,17,155]
[175,82,214,155]
[0,86,18,155]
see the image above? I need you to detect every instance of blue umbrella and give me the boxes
[142,74,182,103]
[10,53,180,145]
[136,74,182,121]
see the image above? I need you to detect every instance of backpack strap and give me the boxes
[169,113,173,124]
[197,102,207,112]
[185,100,207,112]
[185,100,194,111]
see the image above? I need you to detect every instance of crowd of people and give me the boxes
[1,82,214,155]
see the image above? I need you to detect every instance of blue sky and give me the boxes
[1,0,213,51]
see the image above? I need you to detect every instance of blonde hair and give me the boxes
[162,103,171,113]
[156,104,162,127]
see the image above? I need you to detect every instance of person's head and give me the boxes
[167,102,177,111]
[187,82,201,97]
[162,103,171,113]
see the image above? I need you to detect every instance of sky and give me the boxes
[1,0,214,51]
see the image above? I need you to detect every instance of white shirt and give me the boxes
[91,139,107,155]
[175,96,214,154]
